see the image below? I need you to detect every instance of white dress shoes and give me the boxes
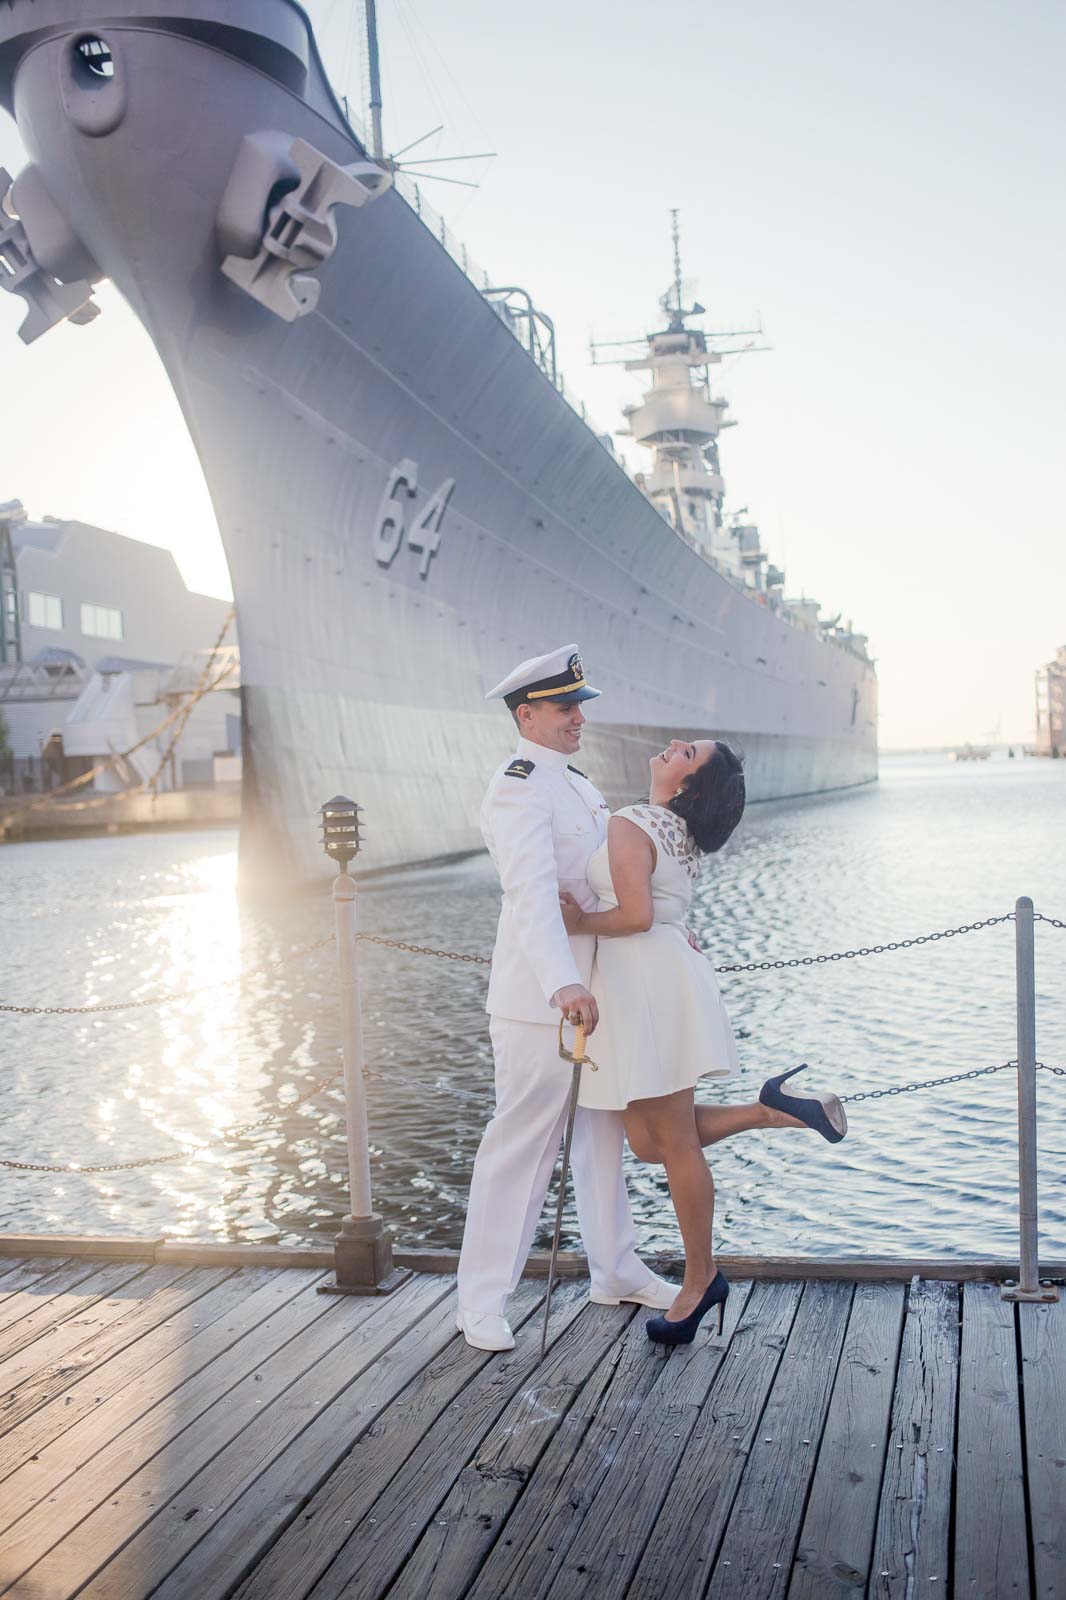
[589,1271,680,1310]
[455,1307,515,1351]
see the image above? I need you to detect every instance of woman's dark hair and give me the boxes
[666,740,746,854]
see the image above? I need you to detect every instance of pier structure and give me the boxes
[0,1236,1063,1599]
[1,873,1065,1595]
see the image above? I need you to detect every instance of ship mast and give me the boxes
[609,213,770,585]
[365,0,384,161]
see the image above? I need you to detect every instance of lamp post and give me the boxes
[317,796,410,1297]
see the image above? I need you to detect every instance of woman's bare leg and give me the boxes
[693,1100,803,1146]
[624,1089,717,1321]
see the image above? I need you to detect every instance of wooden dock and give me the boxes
[0,1247,1062,1599]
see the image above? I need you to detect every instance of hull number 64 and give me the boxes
[371,458,456,578]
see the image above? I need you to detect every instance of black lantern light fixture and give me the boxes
[319,795,364,869]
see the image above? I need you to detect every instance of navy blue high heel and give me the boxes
[646,1269,729,1346]
[760,1063,848,1143]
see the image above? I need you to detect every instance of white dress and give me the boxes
[576,803,740,1110]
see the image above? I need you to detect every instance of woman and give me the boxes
[559,738,846,1346]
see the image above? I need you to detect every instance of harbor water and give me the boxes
[2,753,1064,1261]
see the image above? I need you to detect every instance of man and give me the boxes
[455,644,677,1350]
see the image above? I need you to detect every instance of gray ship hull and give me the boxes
[0,2,877,884]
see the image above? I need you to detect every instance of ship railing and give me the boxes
[2,804,1062,1308]
[378,165,611,443]
[349,136,866,652]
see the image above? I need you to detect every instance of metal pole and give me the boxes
[365,0,384,163]
[335,871,372,1218]
[1002,895,1058,1302]
[319,862,410,1297]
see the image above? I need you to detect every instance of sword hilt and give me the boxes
[557,1017,596,1069]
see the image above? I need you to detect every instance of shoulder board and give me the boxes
[503,758,535,780]
[566,764,587,779]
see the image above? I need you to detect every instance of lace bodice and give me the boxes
[586,803,699,930]
[622,804,700,878]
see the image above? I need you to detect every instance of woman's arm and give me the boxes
[561,816,656,936]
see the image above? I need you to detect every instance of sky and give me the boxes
[1,0,1063,748]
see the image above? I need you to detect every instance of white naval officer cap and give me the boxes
[485,643,601,711]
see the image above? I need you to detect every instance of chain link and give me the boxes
[0,1064,347,1172]
[0,935,336,1015]
[7,1054,1063,1173]
[4,907,1062,1013]
[716,914,1016,974]
[840,1057,1059,1103]
[356,932,491,966]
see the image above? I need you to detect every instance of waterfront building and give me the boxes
[1035,646,1066,757]
[0,501,235,791]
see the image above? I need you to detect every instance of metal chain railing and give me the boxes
[4,907,1063,1015]
[0,1063,346,1172]
[841,1056,1028,1103]
[3,1053,1062,1175]
[714,913,1016,973]
[0,934,336,1015]
[355,932,491,966]
[0,1054,499,1172]
[2,902,1062,1175]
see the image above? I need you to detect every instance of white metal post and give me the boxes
[334,870,373,1219]
[1002,896,1058,1303]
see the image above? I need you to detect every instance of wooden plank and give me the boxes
[0,1256,77,1302]
[224,1279,548,1600]
[540,1282,753,1600]
[706,1279,853,1596]
[0,1259,102,1345]
[288,1283,595,1600]
[0,1266,233,1449]
[0,1265,341,1592]
[392,1248,1066,1284]
[954,1282,1029,1596]
[0,1259,151,1364]
[0,1267,325,1537]
[68,1274,455,1600]
[1020,1299,1066,1594]
[788,1281,906,1597]
[3,1235,1063,1282]
[464,1301,673,1600]
[147,1283,469,1600]
[0,1236,162,1262]
[154,1242,335,1268]
[869,1278,959,1598]
[0,1263,192,1415]
[386,1294,655,1600]
[626,1280,803,1599]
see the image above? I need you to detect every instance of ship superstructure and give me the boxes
[0,1,877,885]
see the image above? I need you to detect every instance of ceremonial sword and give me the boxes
[539,1018,597,1364]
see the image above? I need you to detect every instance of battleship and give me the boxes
[0,0,877,883]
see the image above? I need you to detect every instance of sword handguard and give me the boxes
[558,1018,597,1071]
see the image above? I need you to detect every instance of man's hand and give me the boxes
[551,983,599,1034]
[558,890,584,935]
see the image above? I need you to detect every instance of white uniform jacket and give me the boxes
[482,735,610,1024]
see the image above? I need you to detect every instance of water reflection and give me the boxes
[1,754,1064,1260]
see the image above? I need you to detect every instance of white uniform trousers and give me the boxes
[456,1016,650,1317]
